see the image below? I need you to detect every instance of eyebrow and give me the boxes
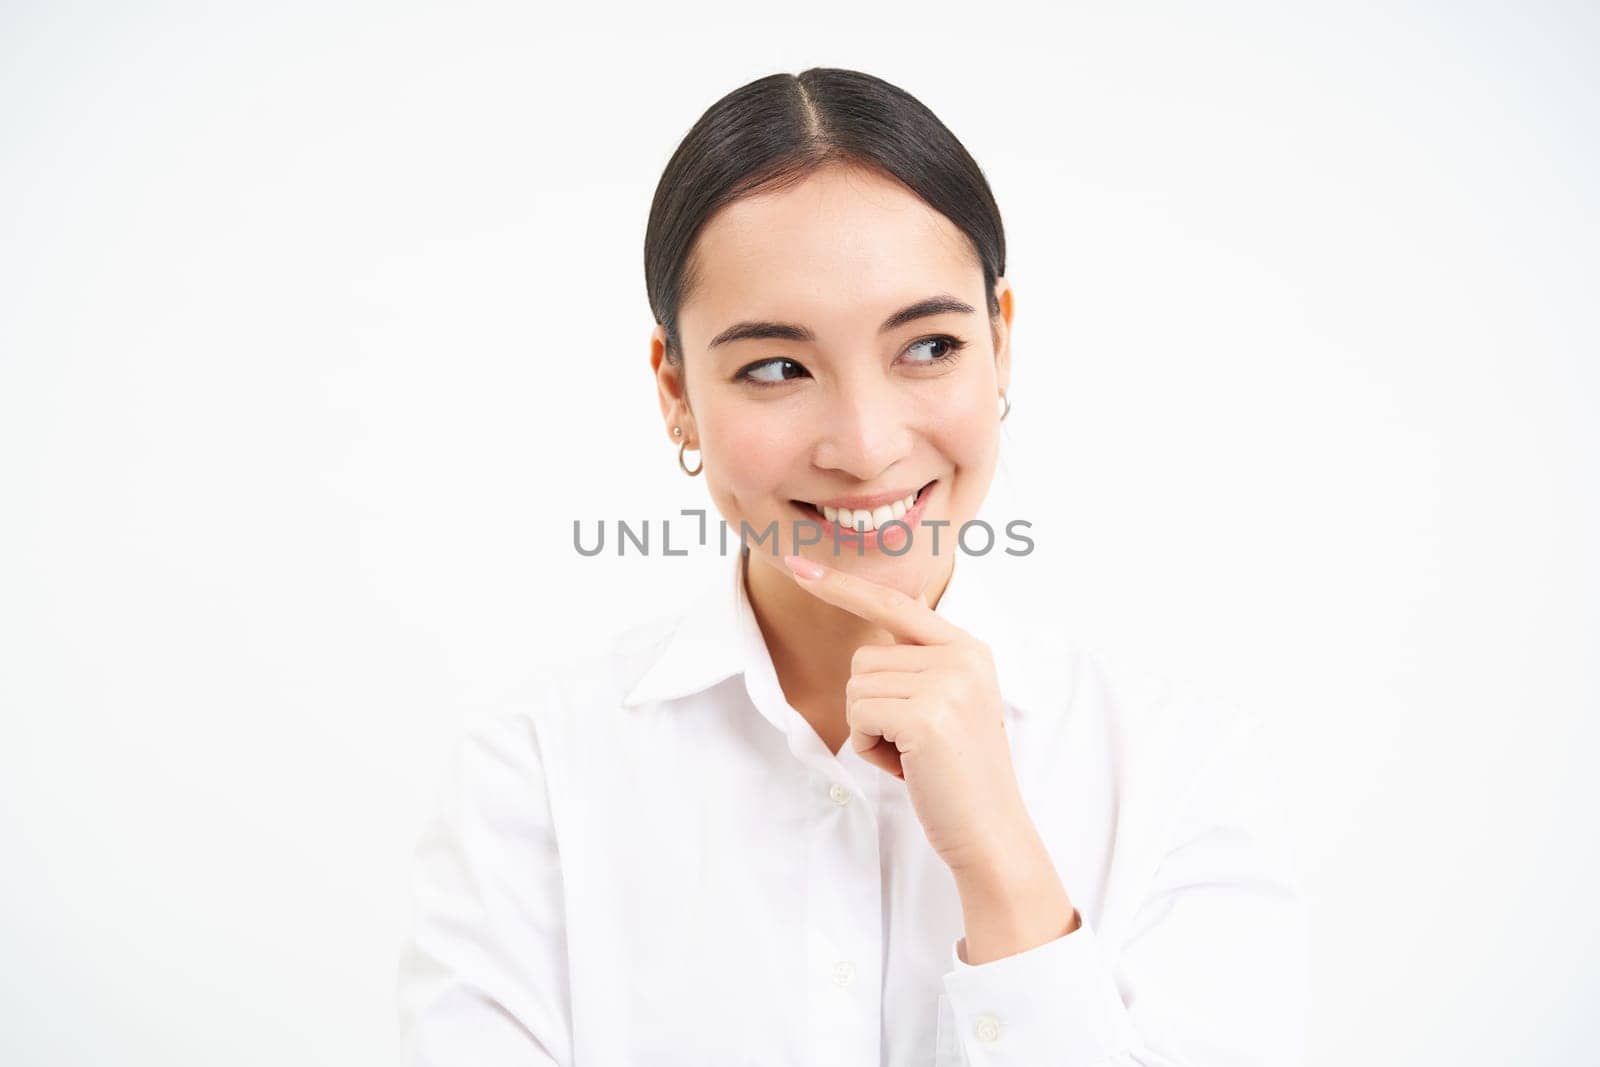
[705,294,978,350]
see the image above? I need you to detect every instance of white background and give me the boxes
[3,2,1596,1064]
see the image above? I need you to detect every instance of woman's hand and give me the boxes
[782,553,1037,881]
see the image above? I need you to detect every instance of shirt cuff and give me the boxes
[939,914,1138,1065]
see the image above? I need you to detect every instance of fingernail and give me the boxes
[784,554,824,580]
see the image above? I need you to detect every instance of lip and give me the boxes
[791,479,936,551]
[804,485,925,511]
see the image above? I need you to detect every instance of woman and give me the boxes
[398,68,1308,1066]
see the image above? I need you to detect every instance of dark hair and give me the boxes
[644,67,1007,369]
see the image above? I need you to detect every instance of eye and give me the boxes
[736,357,811,385]
[901,334,969,365]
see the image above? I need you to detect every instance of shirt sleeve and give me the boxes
[397,704,573,1066]
[937,712,1309,1066]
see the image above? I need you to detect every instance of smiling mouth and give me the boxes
[789,479,937,533]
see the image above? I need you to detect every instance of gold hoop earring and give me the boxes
[678,437,703,477]
[999,391,1011,422]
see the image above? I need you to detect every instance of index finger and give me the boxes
[782,554,960,646]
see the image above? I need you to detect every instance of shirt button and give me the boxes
[831,961,855,987]
[828,783,851,806]
[974,1014,1002,1043]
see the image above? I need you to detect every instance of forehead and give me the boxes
[679,164,980,348]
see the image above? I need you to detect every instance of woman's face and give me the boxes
[652,162,1012,598]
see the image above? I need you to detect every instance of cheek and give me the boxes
[703,412,803,505]
[937,405,1000,474]
[929,411,1001,519]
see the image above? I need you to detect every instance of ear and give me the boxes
[991,276,1014,395]
[650,324,694,443]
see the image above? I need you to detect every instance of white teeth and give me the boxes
[813,487,923,532]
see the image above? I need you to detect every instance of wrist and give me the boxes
[952,829,1080,965]
[948,805,1049,894]
[958,875,1079,965]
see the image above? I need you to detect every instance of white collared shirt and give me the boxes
[397,546,1308,1065]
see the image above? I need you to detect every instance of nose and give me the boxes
[810,373,914,480]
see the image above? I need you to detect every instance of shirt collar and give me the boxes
[621,548,1051,720]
